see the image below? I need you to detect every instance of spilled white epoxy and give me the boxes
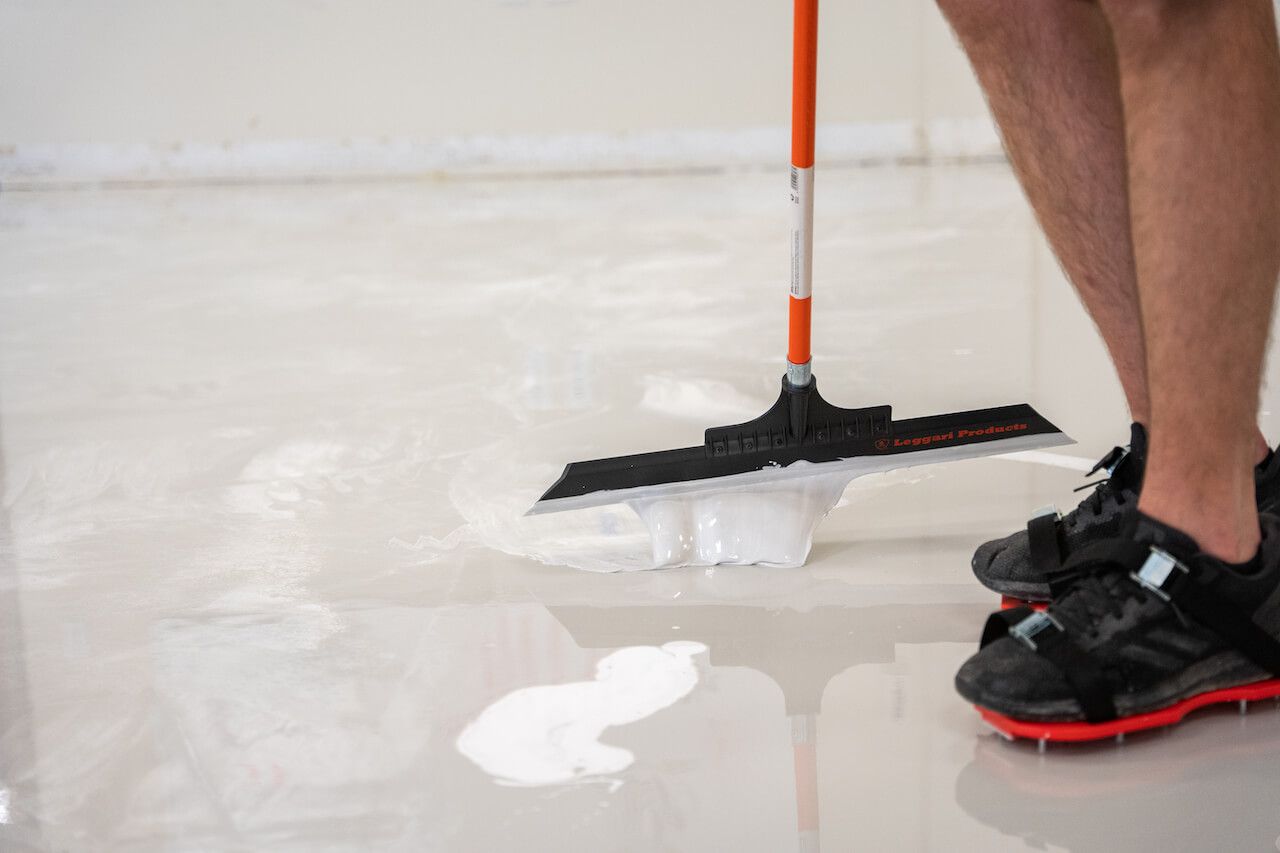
[628,466,855,568]
[401,423,1076,572]
[456,641,707,786]
[430,437,933,572]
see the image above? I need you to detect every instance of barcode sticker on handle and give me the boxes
[790,166,814,299]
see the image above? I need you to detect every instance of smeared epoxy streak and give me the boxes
[995,449,1097,472]
[412,439,932,572]
[638,374,770,424]
[456,641,707,786]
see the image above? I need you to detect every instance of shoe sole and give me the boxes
[976,677,1280,745]
[978,479,1279,603]
[1000,595,1047,612]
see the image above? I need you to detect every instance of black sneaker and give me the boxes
[973,423,1280,602]
[956,512,1280,744]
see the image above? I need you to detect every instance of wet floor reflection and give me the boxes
[956,709,1280,851]
[3,169,1278,850]
[543,599,979,852]
[0,400,41,851]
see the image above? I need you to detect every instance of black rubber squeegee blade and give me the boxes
[529,376,1069,514]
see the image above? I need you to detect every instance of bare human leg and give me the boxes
[1101,0,1280,561]
[937,0,1272,462]
[937,0,1150,422]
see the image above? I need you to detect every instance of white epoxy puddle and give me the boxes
[456,641,708,786]
[400,426,1076,572]
[627,466,856,567]
[397,439,930,572]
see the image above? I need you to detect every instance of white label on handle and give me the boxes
[790,165,814,299]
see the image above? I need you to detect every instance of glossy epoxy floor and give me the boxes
[2,166,1279,852]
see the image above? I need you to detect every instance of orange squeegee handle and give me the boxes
[787,0,818,378]
[792,0,818,174]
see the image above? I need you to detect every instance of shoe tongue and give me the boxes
[1129,422,1148,462]
[1125,511,1200,561]
[1110,422,1148,491]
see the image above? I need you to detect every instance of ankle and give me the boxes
[1138,485,1261,563]
[1255,430,1271,466]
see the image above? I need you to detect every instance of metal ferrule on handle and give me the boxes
[787,0,818,388]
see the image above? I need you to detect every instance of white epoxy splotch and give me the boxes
[414,412,1075,573]
[627,466,856,568]
[457,641,708,786]
[424,444,929,572]
[419,455,938,573]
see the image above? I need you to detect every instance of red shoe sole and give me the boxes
[1000,595,1047,611]
[978,678,1280,744]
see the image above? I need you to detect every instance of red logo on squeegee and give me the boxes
[875,439,890,450]
[889,422,1028,449]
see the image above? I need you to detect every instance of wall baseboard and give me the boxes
[1,117,1002,189]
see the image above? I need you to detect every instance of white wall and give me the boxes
[0,0,994,185]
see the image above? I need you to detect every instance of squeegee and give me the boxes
[530,0,1069,527]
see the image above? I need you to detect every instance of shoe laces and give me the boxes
[1052,570,1139,636]
[1051,542,1193,637]
[1068,446,1139,520]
